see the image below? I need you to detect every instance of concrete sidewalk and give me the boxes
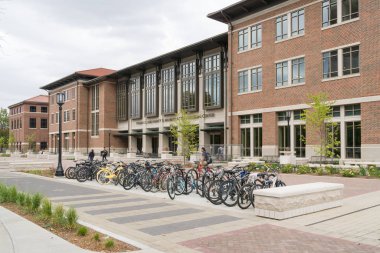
[0,207,92,253]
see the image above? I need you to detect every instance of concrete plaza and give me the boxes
[0,159,380,253]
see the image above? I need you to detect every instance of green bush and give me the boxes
[9,186,18,203]
[25,194,33,211]
[16,192,26,206]
[316,167,325,176]
[93,233,100,242]
[104,239,115,249]
[368,166,380,178]
[53,204,66,226]
[77,226,88,236]
[280,164,294,174]
[66,208,78,229]
[325,166,339,175]
[297,165,311,174]
[41,199,52,218]
[0,184,9,203]
[359,166,367,176]
[31,193,43,212]
[341,168,359,177]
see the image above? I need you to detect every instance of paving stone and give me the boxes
[0,176,106,197]
[68,198,146,208]
[180,224,380,253]
[86,202,172,215]
[108,208,203,224]
[139,215,240,236]
[53,193,126,203]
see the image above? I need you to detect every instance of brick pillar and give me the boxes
[361,101,380,161]
[262,112,277,156]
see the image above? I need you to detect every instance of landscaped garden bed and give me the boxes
[0,183,139,252]
[21,168,56,178]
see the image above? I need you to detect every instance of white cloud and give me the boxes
[0,0,233,108]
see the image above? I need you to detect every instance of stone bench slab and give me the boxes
[254,182,344,220]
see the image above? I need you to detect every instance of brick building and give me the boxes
[208,0,380,161]
[8,95,49,152]
[40,68,116,155]
[62,33,228,157]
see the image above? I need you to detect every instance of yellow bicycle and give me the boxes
[96,162,126,185]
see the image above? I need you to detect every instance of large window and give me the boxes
[41,107,48,113]
[241,128,251,157]
[342,0,359,21]
[29,118,36,128]
[326,123,341,157]
[240,115,250,124]
[181,61,197,111]
[251,24,262,48]
[343,46,359,75]
[292,58,305,84]
[145,72,157,116]
[117,83,127,120]
[294,125,306,157]
[276,14,288,41]
[162,67,176,114]
[323,50,338,78]
[278,126,290,154]
[30,106,36,112]
[204,54,222,108]
[129,78,141,118]
[253,127,262,157]
[91,84,99,136]
[291,9,305,36]
[41,119,48,129]
[238,70,248,93]
[344,104,360,116]
[238,28,248,51]
[276,61,288,87]
[323,45,359,79]
[251,67,262,91]
[323,0,358,27]
[346,121,361,158]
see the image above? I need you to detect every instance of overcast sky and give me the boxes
[0,0,233,109]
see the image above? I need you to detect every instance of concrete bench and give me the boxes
[254,182,344,220]
[10,162,55,170]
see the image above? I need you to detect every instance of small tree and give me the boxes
[170,109,199,165]
[0,108,8,130]
[302,93,340,165]
[8,132,15,152]
[25,134,36,152]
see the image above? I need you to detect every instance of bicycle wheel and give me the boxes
[237,183,253,209]
[117,170,127,186]
[175,176,186,195]
[185,169,197,195]
[167,177,176,200]
[276,180,286,187]
[123,174,136,190]
[207,180,223,205]
[220,180,239,207]
[159,173,169,191]
[65,167,76,179]
[250,181,263,207]
[140,172,153,192]
[76,167,88,182]
[97,170,110,185]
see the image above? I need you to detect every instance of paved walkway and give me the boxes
[0,206,91,253]
[1,170,380,253]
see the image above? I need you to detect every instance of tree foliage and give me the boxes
[302,93,340,165]
[26,133,36,151]
[170,109,199,164]
[0,108,8,130]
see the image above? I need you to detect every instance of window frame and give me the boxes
[162,66,177,115]
[204,54,223,109]
[181,61,198,112]
[144,72,158,117]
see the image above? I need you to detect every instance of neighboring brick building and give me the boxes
[40,68,116,155]
[8,95,49,152]
[208,0,380,161]
[68,33,228,157]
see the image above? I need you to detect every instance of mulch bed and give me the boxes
[21,169,56,178]
[1,203,139,252]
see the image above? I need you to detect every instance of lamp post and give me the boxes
[285,111,291,152]
[108,130,111,155]
[55,92,65,177]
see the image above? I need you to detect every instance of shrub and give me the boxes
[9,186,18,203]
[53,204,66,226]
[104,239,115,249]
[93,233,100,242]
[77,226,88,236]
[325,166,339,175]
[41,199,52,218]
[280,164,294,174]
[359,166,367,177]
[66,208,78,229]
[316,167,324,176]
[368,166,380,178]
[17,192,26,206]
[25,194,33,211]
[31,193,43,212]
[341,168,359,177]
[0,184,9,203]
[297,165,311,174]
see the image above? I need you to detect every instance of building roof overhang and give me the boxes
[207,0,287,24]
